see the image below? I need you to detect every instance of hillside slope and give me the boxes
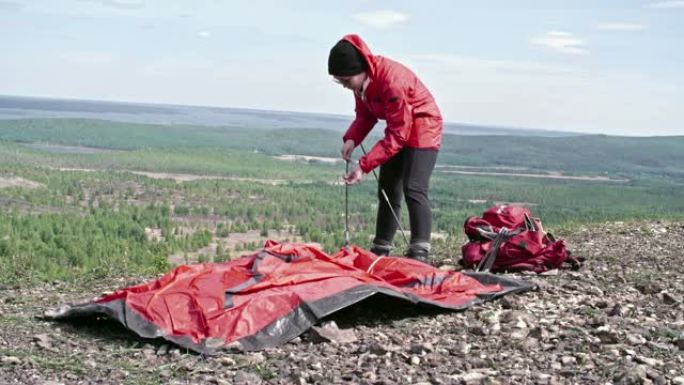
[1,220,682,384]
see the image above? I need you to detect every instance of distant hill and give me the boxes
[0,94,577,137]
[0,118,682,186]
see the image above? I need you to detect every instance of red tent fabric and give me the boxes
[47,241,534,353]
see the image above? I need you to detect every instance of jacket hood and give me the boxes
[341,34,376,76]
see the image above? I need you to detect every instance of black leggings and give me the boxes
[373,147,438,250]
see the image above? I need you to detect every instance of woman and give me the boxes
[329,34,443,262]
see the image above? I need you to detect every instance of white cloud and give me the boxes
[197,30,211,39]
[408,54,579,78]
[531,31,588,55]
[597,22,647,31]
[0,1,21,11]
[142,56,215,76]
[81,0,144,10]
[62,51,115,65]
[352,10,409,29]
[645,1,684,8]
[401,52,683,135]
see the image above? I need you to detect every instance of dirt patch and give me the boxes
[53,167,98,173]
[131,170,223,182]
[51,167,291,185]
[144,227,163,242]
[0,197,68,215]
[461,199,537,207]
[431,231,449,241]
[167,229,308,265]
[436,164,529,171]
[50,166,346,186]
[129,171,286,185]
[0,176,43,190]
[219,229,288,250]
[439,169,629,182]
[23,143,125,154]
[494,201,538,207]
[274,154,343,165]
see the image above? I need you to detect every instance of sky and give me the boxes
[1,0,683,136]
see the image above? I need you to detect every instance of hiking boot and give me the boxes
[405,248,428,263]
[405,242,430,263]
[370,243,392,257]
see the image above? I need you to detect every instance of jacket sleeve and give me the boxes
[342,93,378,145]
[358,84,412,173]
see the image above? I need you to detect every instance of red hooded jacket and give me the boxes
[341,34,443,173]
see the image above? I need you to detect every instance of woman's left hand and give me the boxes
[343,164,364,185]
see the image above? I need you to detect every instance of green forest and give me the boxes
[1,118,683,286]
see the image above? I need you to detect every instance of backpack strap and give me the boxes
[475,226,525,272]
[523,213,537,232]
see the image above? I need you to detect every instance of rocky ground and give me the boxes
[1,221,682,385]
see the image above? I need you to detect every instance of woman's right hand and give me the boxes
[341,139,355,161]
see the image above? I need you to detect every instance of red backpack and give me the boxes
[460,205,582,273]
